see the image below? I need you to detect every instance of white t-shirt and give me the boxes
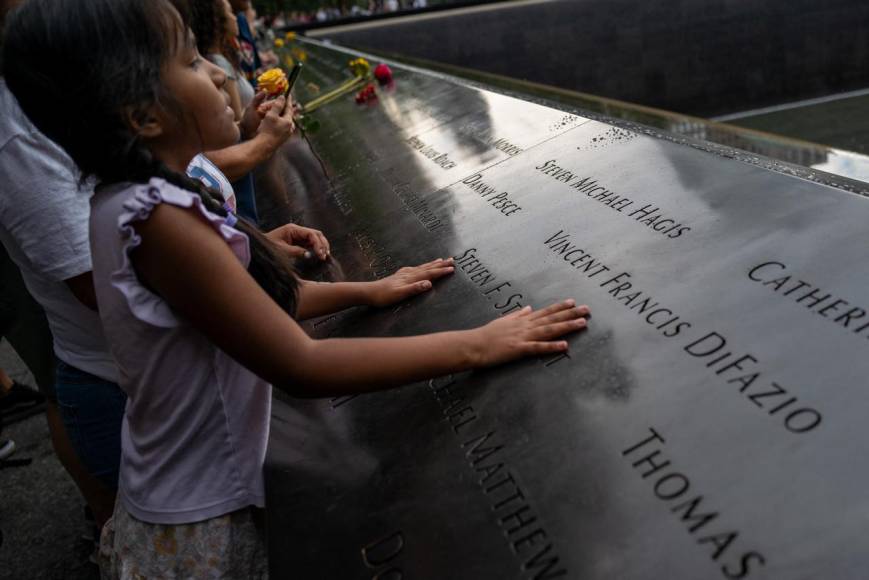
[0,79,118,382]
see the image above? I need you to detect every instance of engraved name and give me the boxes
[360,530,405,579]
[461,173,523,216]
[534,159,692,239]
[453,248,524,313]
[545,230,823,434]
[749,261,869,342]
[396,188,447,234]
[406,135,458,169]
[491,137,523,157]
[354,230,397,279]
[430,375,567,579]
[453,247,568,368]
[623,428,766,579]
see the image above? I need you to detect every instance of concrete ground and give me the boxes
[0,339,98,580]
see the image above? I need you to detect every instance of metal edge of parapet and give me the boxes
[298,37,869,199]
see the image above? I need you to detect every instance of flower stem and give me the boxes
[301,75,369,114]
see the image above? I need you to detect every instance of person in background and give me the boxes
[191,0,249,120]
[191,0,297,226]
[246,5,278,68]
[0,0,123,531]
[230,0,260,83]
[0,365,42,415]
[204,0,278,223]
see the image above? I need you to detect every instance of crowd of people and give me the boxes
[267,0,430,28]
[0,0,589,576]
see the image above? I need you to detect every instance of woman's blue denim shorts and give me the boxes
[55,359,126,490]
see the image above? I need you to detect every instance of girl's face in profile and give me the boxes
[222,0,240,39]
[156,23,239,161]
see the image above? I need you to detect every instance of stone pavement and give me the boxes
[0,339,98,580]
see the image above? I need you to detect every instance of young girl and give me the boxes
[4,0,589,576]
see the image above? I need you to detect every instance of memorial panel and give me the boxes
[265,40,869,579]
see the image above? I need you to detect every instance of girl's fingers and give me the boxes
[312,232,329,259]
[510,305,533,318]
[419,265,454,280]
[528,318,587,341]
[534,306,586,327]
[403,264,454,283]
[403,258,455,273]
[401,280,432,298]
[521,340,569,355]
[279,243,308,259]
[527,299,576,321]
[421,257,452,269]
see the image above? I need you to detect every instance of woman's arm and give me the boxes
[131,204,588,397]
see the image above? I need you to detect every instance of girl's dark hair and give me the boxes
[189,0,240,69]
[3,0,297,315]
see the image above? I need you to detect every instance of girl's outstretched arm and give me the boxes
[295,258,456,320]
[132,204,589,397]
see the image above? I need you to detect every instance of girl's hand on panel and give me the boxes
[366,258,455,307]
[471,300,590,367]
[267,223,330,260]
[239,91,267,139]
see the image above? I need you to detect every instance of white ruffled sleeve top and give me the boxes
[89,178,272,524]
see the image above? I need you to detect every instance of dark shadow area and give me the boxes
[311,0,869,118]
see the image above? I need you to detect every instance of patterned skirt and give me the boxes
[99,502,269,579]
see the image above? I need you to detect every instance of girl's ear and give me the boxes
[125,104,165,139]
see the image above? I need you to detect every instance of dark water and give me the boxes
[721,91,869,156]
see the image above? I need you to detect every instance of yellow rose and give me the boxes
[285,31,297,42]
[274,38,285,48]
[256,68,289,97]
[348,57,370,78]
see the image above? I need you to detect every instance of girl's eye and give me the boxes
[191,56,202,68]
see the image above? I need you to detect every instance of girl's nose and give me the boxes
[206,59,227,89]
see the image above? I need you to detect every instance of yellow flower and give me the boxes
[285,31,297,42]
[292,47,308,62]
[348,57,370,78]
[256,68,289,97]
[274,38,285,48]
[282,54,295,70]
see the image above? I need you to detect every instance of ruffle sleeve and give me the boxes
[110,178,250,328]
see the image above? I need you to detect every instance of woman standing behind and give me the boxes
[189,0,282,224]
[190,0,253,119]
